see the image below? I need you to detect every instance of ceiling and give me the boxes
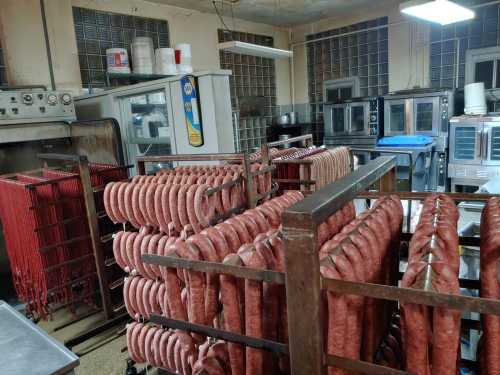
[145,0,400,27]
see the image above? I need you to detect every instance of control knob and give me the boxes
[22,93,34,104]
[47,94,58,105]
[61,93,72,105]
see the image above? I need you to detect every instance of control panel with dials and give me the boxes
[0,90,76,124]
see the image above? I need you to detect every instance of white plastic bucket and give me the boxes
[131,37,154,74]
[106,48,131,74]
[465,82,487,115]
[155,48,177,75]
[175,43,193,74]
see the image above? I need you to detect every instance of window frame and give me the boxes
[465,46,500,92]
[323,77,360,103]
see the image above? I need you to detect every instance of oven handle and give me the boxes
[483,127,489,161]
[477,128,483,159]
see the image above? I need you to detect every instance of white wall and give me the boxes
[290,1,431,104]
[0,0,292,104]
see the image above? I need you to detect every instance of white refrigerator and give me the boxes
[75,70,235,174]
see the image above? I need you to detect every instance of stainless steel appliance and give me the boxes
[75,70,234,174]
[449,115,500,192]
[383,89,455,191]
[0,88,76,124]
[325,96,383,141]
[383,89,454,151]
[324,96,383,165]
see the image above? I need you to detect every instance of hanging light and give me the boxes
[218,41,293,59]
[400,0,475,25]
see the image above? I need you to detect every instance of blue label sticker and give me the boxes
[181,75,204,147]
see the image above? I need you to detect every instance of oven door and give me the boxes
[449,122,482,165]
[413,97,440,137]
[348,102,370,136]
[331,104,349,136]
[384,99,409,136]
[482,123,500,166]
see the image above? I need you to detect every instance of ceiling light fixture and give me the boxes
[400,0,475,25]
[218,41,293,59]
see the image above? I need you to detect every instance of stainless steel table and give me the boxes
[0,301,79,375]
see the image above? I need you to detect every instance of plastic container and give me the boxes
[106,48,131,74]
[175,43,193,74]
[131,37,154,74]
[154,48,177,75]
[465,82,487,115]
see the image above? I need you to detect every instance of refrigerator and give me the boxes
[75,70,235,174]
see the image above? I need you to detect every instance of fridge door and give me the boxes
[413,97,440,136]
[449,121,482,165]
[119,89,176,173]
[348,102,370,136]
[483,123,500,166]
[384,99,409,136]
[331,104,348,136]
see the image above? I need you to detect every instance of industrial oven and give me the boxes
[449,115,500,192]
[75,70,235,174]
[323,96,383,165]
[0,87,124,305]
[383,88,456,191]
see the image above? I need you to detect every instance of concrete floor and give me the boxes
[37,307,142,375]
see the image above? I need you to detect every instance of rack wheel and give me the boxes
[125,359,137,375]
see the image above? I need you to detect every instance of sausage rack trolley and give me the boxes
[139,155,500,375]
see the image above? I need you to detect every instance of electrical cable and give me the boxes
[212,0,234,40]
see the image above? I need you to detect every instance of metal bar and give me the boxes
[78,156,114,320]
[25,175,79,189]
[357,191,495,202]
[321,278,500,315]
[50,290,100,312]
[206,176,243,196]
[249,165,276,177]
[44,253,93,272]
[101,233,114,244]
[34,215,86,232]
[268,134,313,148]
[52,308,101,332]
[285,156,397,226]
[137,153,245,163]
[64,313,129,349]
[149,315,288,355]
[142,254,286,284]
[109,278,124,290]
[39,235,90,253]
[325,355,413,375]
[105,257,117,267]
[396,270,480,289]
[209,206,245,226]
[37,153,85,163]
[275,178,316,185]
[46,272,97,294]
[243,153,256,208]
[399,232,480,247]
[90,165,133,175]
[255,182,279,201]
[273,159,314,165]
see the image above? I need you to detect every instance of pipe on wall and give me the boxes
[40,0,55,90]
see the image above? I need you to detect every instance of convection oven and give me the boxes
[324,96,383,147]
[449,115,500,191]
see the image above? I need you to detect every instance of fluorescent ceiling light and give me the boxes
[400,0,474,25]
[218,41,293,59]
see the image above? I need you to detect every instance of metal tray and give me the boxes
[0,301,79,375]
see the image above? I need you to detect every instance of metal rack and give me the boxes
[136,151,277,210]
[265,134,355,194]
[33,153,131,349]
[141,155,500,375]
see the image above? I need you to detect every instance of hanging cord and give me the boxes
[212,0,234,40]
